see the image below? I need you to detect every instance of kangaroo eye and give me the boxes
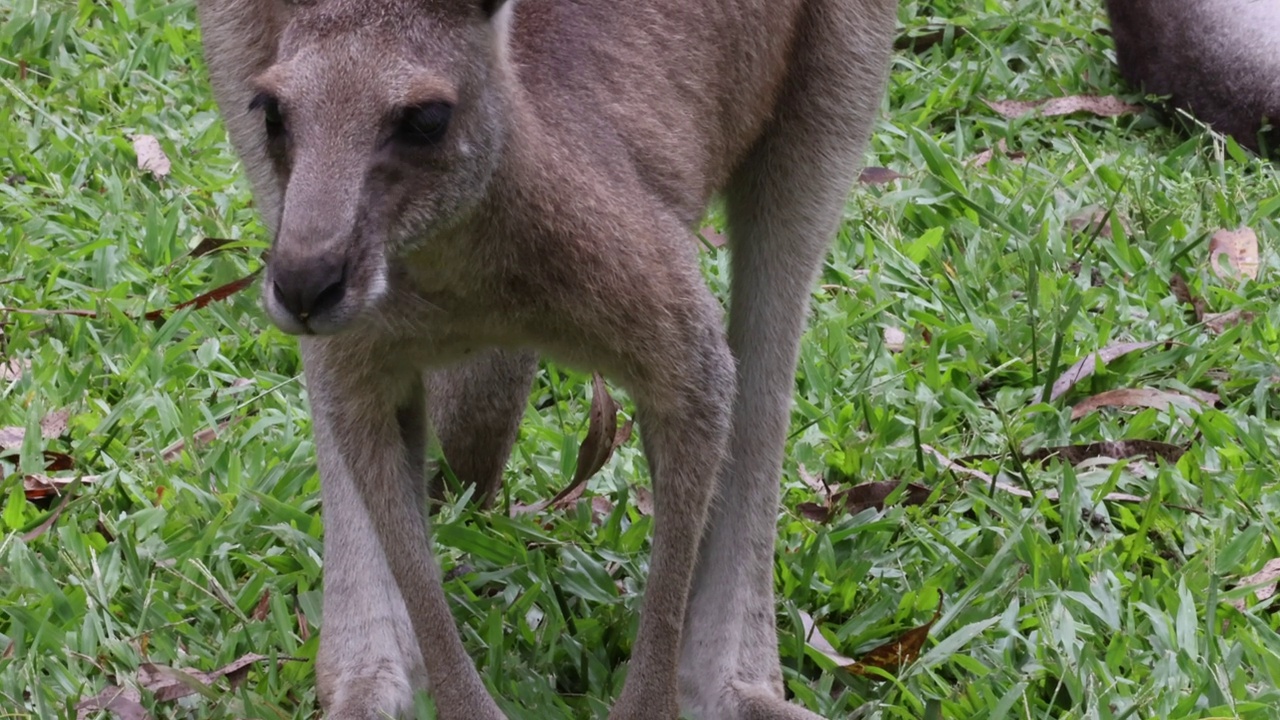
[394,102,452,146]
[249,92,287,139]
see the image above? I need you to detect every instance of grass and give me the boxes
[2,0,1279,718]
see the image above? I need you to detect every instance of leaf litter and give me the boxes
[512,373,631,515]
[1070,387,1216,420]
[1048,341,1160,401]
[802,593,944,678]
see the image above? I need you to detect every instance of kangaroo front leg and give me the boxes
[304,338,505,720]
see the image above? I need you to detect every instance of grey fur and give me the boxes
[195,0,895,717]
[1106,0,1280,154]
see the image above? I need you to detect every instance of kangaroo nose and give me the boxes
[271,256,347,322]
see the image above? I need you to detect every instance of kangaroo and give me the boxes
[195,0,895,718]
[1105,0,1279,155]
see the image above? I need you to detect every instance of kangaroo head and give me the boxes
[249,0,513,334]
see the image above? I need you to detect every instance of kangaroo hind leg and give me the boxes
[678,1,896,718]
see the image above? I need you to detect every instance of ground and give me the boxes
[2,1,1279,718]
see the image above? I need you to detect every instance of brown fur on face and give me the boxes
[197,0,895,718]
[1106,0,1279,156]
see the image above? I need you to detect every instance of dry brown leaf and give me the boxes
[1,271,260,324]
[858,166,904,185]
[922,444,1151,503]
[131,134,171,179]
[1204,309,1255,334]
[295,598,311,642]
[699,225,727,249]
[251,591,271,622]
[895,25,969,53]
[845,593,944,677]
[969,139,1026,168]
[632,485,654,516]
[797,465,828,497]
[1070,388,1215,420]
[161,419,235,462]
[589,496,615,524]
[22,488,75,542]
[41,409,70,438]
[76,684,147,720]
[796,502,832,523]
[143,270,261,322]
[1208,227,1260,281]
[1049,341,1158,401]
[1232,559,1280,611]
[985,95,1141,119]
[188,237,236,259]
[0,426,21,447]
[1169,273,1208,321]
[1020,440,1185,466]
[1067,205,1129,239]
[0,359,25,382]
[138,654,270,703]
[547,373,621,510]
[801,480,931,523]
[0,409,71,449]
[24,474,99,501]
[513,374,626,516]
[883,326,906,353]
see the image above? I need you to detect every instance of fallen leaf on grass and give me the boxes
[985,95,1141,119]
[858,167,904,185]
[24,474,99,501]
[1232,559,1280,611]
[138,653,270,702]
[0,271,261,324]
[514,374,627,514]
[1208,227,1260,281]
[895,25,969,53]
[1169,273,1208,321]
[883,326,906,353]
[188,237,236,259]
[846,593,944,677]
[131,134,170,179]
[802,595,945,678]
[0,409,70,448]
[0,359,25,382]
[1020,440,1185,466]
[589,496,615,524]
[1170,272,1257,334]
[251,591,271,622]
[969,139,1026,168]
[22,487,75,542]
[75,684,146,720]
[160,419,236,462]
[1204,309,1255,334]
[1,448,75,480]
[699,226,727,249]
[1070,388,1215,420]
[1049,341,1158,401]
[632,485,653,516]
[798,480,931,523]
[1067,205,1129,239]
[922,444,1152,503]
[142,271,262,322]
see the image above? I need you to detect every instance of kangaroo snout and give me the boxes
[266,251,350,333]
